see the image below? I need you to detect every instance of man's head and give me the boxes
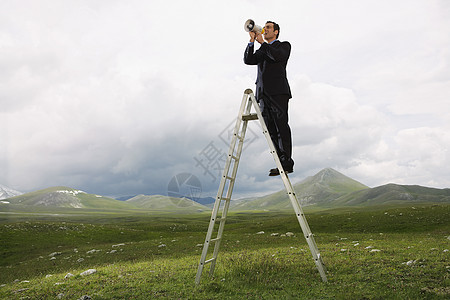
[264,21,280,42]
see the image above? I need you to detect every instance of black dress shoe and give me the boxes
[269,167,293,176]
[269,168,278,176]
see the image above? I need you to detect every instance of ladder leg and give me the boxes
[195,198,221,284]
[195,91,252,284]
[249,92,328,282]
[208,102,250,275]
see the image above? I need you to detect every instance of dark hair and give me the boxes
[266,21,280,39]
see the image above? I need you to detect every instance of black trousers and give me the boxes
[259,93,294,169]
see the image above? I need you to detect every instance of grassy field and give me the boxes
[0,204,449,299]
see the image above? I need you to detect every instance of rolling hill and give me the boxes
[1,186,210,213]
[126,194,209,212]
[332,183,450,206]
[2,168,449,213]
[3,186,132,210]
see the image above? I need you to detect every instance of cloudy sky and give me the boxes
[1,0,449,199]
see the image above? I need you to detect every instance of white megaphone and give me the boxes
[244,19,265,34]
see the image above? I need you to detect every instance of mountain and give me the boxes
[332,183,450,206]
[231,168,369,210]
[3,168,449,213]
[230,168,450,211]
[0,184,23,200]
[4,186,131,210]
[126,195,209,212]
[293,168,369,205]
[188,196,215,206]
[2,186,210,213]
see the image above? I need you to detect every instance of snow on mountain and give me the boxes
[0,184,23,200]
[55,189,86,196]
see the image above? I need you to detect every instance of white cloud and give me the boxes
[1,0,449,197]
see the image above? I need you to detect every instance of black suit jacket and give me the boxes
[244,40,292,100]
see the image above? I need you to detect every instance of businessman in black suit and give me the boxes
[244,21,294,176]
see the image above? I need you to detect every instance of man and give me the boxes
[244,21,294,176]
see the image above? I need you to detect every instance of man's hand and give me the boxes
[255,32,264,44]
[249,31,256,43]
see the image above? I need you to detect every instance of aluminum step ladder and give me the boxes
[195,89,327,284]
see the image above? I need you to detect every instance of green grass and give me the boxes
[0,204,449,299]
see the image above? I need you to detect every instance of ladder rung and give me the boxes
[210,237,221,242]
[219,197,230,201]
[226,176,235,181]
[204,257,216,265]
[231,155,239,161]
[242,113,258,121]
